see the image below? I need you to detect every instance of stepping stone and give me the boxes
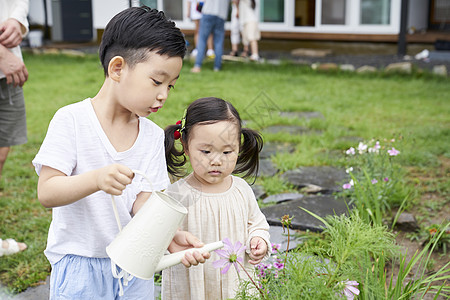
[385,62,412,74]
[268,225,304,252]
[251,184,266,200]
[260,142,295,159]
[263,125,320,135]
[279,111,324,120]
[257,159,278,177]
[281,166,349,194]
[261,195,351,232]
[291,48,332,57]
[262,193,304,204]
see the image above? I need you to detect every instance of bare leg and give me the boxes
[0,146,10,180]
[194,20,200,48]
[250,40,259,58]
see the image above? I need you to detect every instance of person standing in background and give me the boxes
[191,0,230,73]
[0,0,29,181]
[187,0,215,59]
[229,0,241,56]
[237,0,261,61]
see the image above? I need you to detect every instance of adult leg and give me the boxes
[0,147,9,180]
[193,19,200,48]
[193,14,214,71]
[250,40,260,61]
[212,16,226,71]
[0,81,27,180]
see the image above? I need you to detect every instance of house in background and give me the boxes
[28,0,449,45]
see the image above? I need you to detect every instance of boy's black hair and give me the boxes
[165,97,263,181]
[99,6,186,76]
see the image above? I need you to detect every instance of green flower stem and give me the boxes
[284,226,290,266]
[236,260,266,299]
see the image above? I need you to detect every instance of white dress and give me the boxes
[162,174,270,300]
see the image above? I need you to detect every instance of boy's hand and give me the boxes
[248,237,267,265]
[96,164,134,195]
[0,19,24,48]
[168,230,211,267]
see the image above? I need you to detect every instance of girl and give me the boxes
[162,97,270,299]
[238,0,261,61]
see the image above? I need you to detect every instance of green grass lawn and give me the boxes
[0,52,449,292]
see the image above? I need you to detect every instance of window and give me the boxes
[261,0,284,22]
[139,0,158,9]
[294,0,315,26]
[360,0,391,25]
[322,0,346,25]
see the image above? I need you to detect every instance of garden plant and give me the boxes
[0,52,448,297]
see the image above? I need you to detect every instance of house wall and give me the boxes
[27,0,433,42]
[408,0,429,31]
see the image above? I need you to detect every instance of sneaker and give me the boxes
[191,48,198,58]
[250,54,260,61]
[190,66,201,73]
[206,49,215,59]
[250,54,260,62]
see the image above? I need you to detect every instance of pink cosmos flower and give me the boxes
[340,280,360,300]
[346,147,355,155]
[374,141,381,150]
[343,183,352,190]
[271,243,281,254]
[357,142,368,154]
[387,147,400,156]
[213,238,246,274]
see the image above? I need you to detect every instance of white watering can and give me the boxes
[106,170,223,294]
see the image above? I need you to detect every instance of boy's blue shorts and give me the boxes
[50,255,154,300]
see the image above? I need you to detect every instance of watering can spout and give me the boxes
[155,241,224,273]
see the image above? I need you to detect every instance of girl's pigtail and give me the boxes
[234,127,263,180]
[164,124,187,177]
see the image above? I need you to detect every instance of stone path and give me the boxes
[254,110,355,249]
[5,110,349,299]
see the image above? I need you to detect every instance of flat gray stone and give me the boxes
[257,159,278,177]
[1,276,49,300]
[261,195,351,232]
[281,166,349,194]
[385,62,413,74]
[263,125,320,135]
[393,212,420,232]
[260,142,296,159]
[432,65,448,76]
[268,226,304,252]
[356,65,377,73]
[279,111,324,120]
[251,184,266,200]
[263,193,304,204]
[340,64,355,72]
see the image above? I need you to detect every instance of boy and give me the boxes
[32,7,209,299]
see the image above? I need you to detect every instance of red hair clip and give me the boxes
[174,120,182,139]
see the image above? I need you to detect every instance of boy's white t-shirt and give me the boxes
[32,98,170,265]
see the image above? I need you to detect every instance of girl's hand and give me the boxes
[96,164,134,195]
[168,230,211,267]
[248,237,267,265]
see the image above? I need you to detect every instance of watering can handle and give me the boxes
[110,169,154,232]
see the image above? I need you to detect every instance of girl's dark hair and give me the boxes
[165,97,263,181]
[99,6,186,76]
